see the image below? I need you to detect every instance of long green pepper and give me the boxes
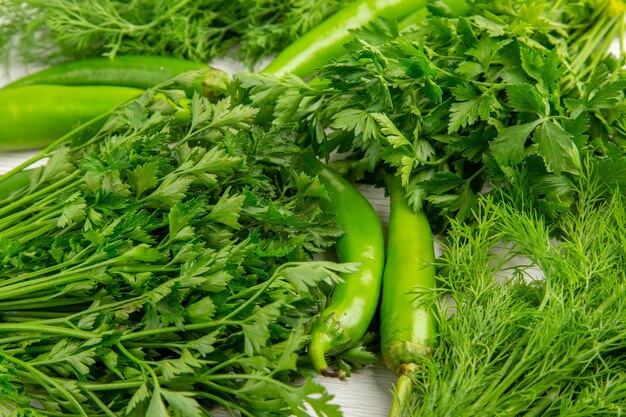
[3,55,207,90]
[381,174,438,417]
[0,85,142,151]
[301,154,385,377]
[262,0,470,79]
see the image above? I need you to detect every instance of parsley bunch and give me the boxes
[0,74,345,416]
[238,0,626,226]
[0,0,349,68]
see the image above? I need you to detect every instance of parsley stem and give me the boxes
[194,390,257,417]
[197,382,257,417]
[0,214,60,239]
[18,223,63,245]
[0,245,95,287]
[0,275,93,301]
[2,354,89,417]
[119,320,242,341]
[0,171,82,217]
[80,380,144,391]
[81,388,117,417]
[0,323,97,339]
[0,296,87,311]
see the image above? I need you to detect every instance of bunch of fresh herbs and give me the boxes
[0,73,347,416]
[0,0,350,68]
[237,0,626,227]
[410,164,626,415]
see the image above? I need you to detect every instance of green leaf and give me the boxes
[465,35,511,71]
[185,334,217,357]
[587,79,626,110]
[57,194,87,228]
[118,244,164,263]
[206,189,245,229]
[161,390,203,417]
[542,48,564,93]
[372,113,411,148]
[126,383,150,414]
[120,101,149,132]
[506,84,547,115]
[144,174,194,208]
[242,299,283,355]
[491,120,543,165]
[186,297,216,322]
[278,261,351,294]
[128,162,161,198]
[420,172,464,194]
[424,78,443,104]
[520,45,544,83]
[286,378,343,417]
[448,95,492,133]
[535,120,581,175]
[146,390,169,417]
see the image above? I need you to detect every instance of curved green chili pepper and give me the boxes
[262,0,470,79]
[0,85,142,151]
[3,55,207,90]
[381,173,437,417]
[301,154,385,377]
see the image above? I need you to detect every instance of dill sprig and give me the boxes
[410,163,626,415]
[0,0,350,68]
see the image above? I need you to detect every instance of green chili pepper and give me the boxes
[381,173,437,417]
[3,55,207,90]
[0,85,142,151]
[301,154,385,377]
[262,0,469,79]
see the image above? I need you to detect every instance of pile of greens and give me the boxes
[231,0,626,413]
[0,75,347,416]
[416,168,626,416]
[0,0,350,67]
[238,0,626,225]
[2,0,626,415]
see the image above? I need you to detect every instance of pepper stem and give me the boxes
[388,363,419,417]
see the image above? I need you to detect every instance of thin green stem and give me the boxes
[0,244,95,287]
[195,391,254,417]
[82,388,117,417]
[0,275,93,301]
[0,323,98,339]
[2,354,89,417]
[0,171,82,217]
[0,296,88,311]
[119,319,241,341]
[116,342,160,388]
[198,382,256,417]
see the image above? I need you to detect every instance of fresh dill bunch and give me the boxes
[408,163,626,416]
[0,0,350,68]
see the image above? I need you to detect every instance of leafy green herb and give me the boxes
[0,78,345,416]
[0,0,350,68]
[409,162,626,415]
[237,0,626,226]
